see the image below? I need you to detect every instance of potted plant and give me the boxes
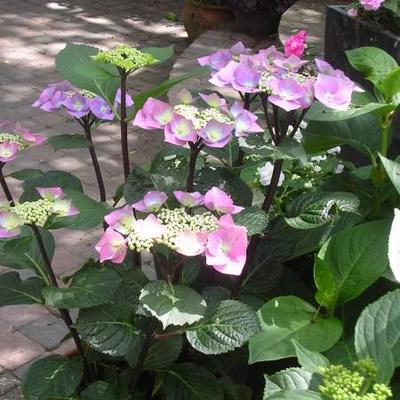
[182,0,234,41]
[228,0,297,38]
[325,0,400,84]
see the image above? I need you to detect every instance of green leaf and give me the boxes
[233,207,269,236]
[0,272,44,306]
[379,154,400,195]
[277,137,307,165]
[186,300,260,355]
[10,169,44,181]
[22,355,83,400]
[218,377,252,400]
[303,113,382,157]
[0,227,55,271]
[123,165,158,203]
[75,303,140,356]
[42,265,122,309]
[195,167,253,206]
[346,47,398,87]
[144,335,183,370]
[47,134,90,151]
[180,258,201,285]
[285,192,359,230]
[162,362,224,400]
[379,66,400,103]
[383,0,399,13]
[133,67,208,111]
[141,46,174,64]
[81,381,119,400]
[314,220,391,309]
[292,341,329,374]
[264,368,321,396]
[249,296,342,363]
[49,189,109,230]
[355,289,400,383]
[139,280,206,329]
[201,286,231,306]
[264,390,322,400]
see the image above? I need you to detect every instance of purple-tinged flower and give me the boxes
[284,31,307,58]
[32,81,71,112]
[173,191,204,207]
[229,102,262,137]
[258,46,285,70]
[205,214,248,276]
[204,187,244,214]
[114,88,134,107]
[52,199,79,217]
[198,49,233,71]
[63,93,91,118]
[132,191,168,212]
[198,120,233,148]
[133,98,174,130]
[164,114,197,146]
[95,228,127,264]
[134,214,165,240]
[199,93,227,109]
[268,77,308,112]
[21,129,47,146]
[347,8,358,17]
[175,230,208,257]
[104,205,135,235]
[231,64,261,93]
[360,0,385,11]
[209,60,240,88]
[36,187,65,201]
[0,142,19,163]
[274,55,308,73]
[176,88,193,105]
[314,74,354,111]
[0,211,23,238]
[90,97,114,120]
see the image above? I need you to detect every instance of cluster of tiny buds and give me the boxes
[258,72,273,93]
[0,133,25,148]
[13,199,53,227]
[65,89,96,99]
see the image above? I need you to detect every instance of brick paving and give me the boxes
[0,0,187,396]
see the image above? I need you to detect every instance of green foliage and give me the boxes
[81,381,119,400]
[47,134,90,151]
[249,296,342,363]
[139,280,206,329]
[233,206,269,235]
[379,154,400,194]
[22,355,83,400]
[292,341,330,374]
[186,300,260,355]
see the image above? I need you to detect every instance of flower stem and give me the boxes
[0,163,15,206]
[119,71,130,181]
[186,141,203,192]
[237,93,252,166]
[82,117,106,203]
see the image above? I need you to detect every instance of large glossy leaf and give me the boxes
[186,300,260,355]
[379,66,400,103]
[81,381,119,400]
[249,296,342,363]
[292,341,329,374]
[285,192,359,230]
[75,303,140,356]
[233,207,269,236]
[0,272,44,306]
[139,280,206,329]
[42,265,122,309]
[303,113,382,157]
[379,154,400,195]
[314,220,391,309]
[162,362,224,400]
[47,134,90,151]
[346,47,398,87]
[389,209,400,283]
[0,227,55,271]
[22,355,83,400]
[265,391,322,400]
[355,289,400,383]
[144,336,183,370]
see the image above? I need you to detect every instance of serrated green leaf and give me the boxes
[22,355,83,400]
[277,137,307,165]
[75,304,140,356]
[144,335,183,370]
[201,286,231,306]
[265,390,322,400]
[180,258,201,285]
[355,289,400,383]
[379,154,400,195]
[140,280,206,329]
[292,341,329,374]
[0,272,44,306]
[162,362,224,400]
[186,300,260,355]
[47,134,90,151]
[379,66,400,102]
[81,381,119,400]
[249,296,342,363]
[42,265,122,309]
[233,207,269,236]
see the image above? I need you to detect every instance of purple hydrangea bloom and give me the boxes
[198,120,233,148]
[63,94,91,118]
[90,97,114,120]
[32,81,71,112]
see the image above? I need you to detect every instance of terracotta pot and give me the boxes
[182,0,234,41]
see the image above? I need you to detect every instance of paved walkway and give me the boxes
[0,1,187,397]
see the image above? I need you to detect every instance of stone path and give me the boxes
[0,0,187,397]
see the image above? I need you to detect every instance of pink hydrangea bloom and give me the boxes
[205,214,248,276]
[268,77,308,112]
[133,98,174,130]
[199,93,227,109]
[36,187,79,217]
[0,142,19,163]
[173,191,204,207]
[134,214,165,240]
[95,228,127,264]
[0,211,23,238]
[284,31,307,58]
[360,0,385,11]
[164,114,197,146]
[175,230,208,257]
[32,81,71,112]
[132,191,168,212]
[198,120,234,148]
[347,8,358,17]
[36,187,65,201]
[204,187,244,214]
[104,205,135,235]
[230,102,263,137]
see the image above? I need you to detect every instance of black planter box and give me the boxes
[325,5,400,86]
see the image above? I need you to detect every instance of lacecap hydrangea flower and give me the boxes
[133,91,262,148]
[33,82,133,121]
[0,121,46,163]
[0,187,78,238]
[359,0,385,11]
[95,187,249,275]
[198,34,361,112]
